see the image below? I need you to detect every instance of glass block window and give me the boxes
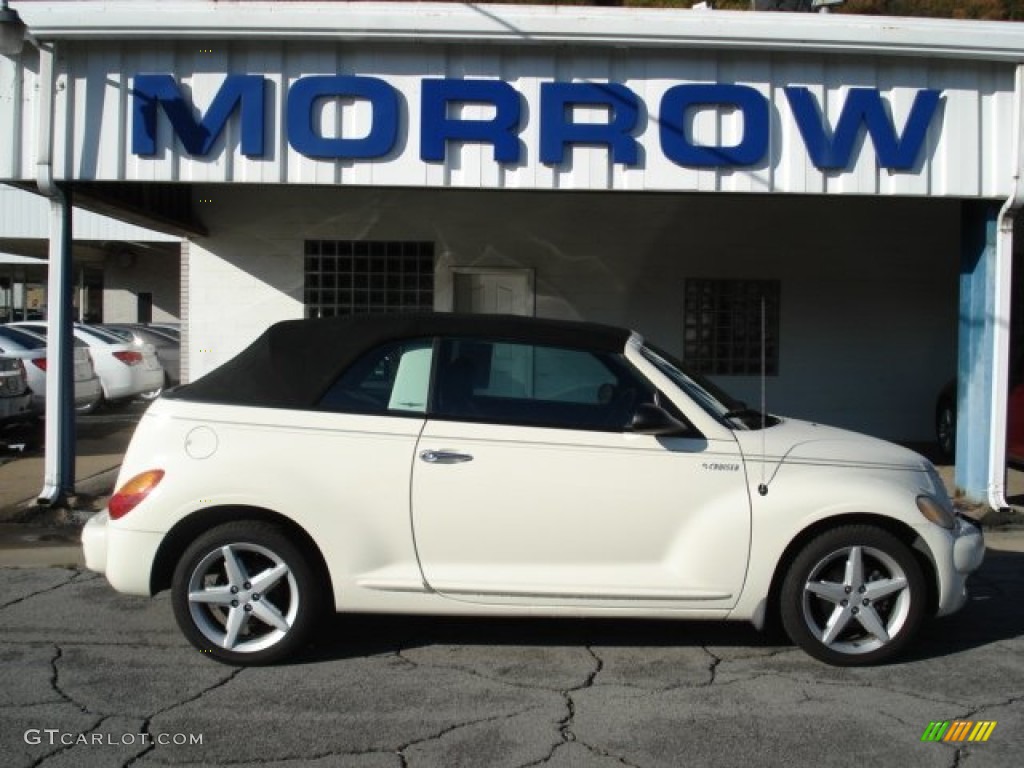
[304,241,435,318]
[683,279,780,376]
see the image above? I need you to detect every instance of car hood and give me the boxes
[733,417,930,473]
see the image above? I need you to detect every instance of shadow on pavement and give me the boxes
[907,547,1024,661]
[296,547,1024,666]
[303,614,778,665]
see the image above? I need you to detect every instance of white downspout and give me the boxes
[35,39,73,505]
[987,63,1024,513]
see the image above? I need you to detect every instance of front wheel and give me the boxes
[171,522,321,665]
[936,397,956,459]
[780,525,926,666]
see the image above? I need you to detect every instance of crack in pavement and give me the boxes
[706,669,975,710]
[394,648,565,694]
[516,646,617,768]
[0,569,85,611]
[27,714,106,768]
[122,707,543,768]
[954,693,1024,719]
[4,639,185,649]
[704,647,722,686]
[395,706,541,768]
[562,647,604,740]
[933,692,1024,767]
[51,644,91,714]
[122,666,245,768]
[396,644,645,768]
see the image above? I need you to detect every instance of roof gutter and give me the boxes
[987,63,1024,513]
[11,2,1024,63]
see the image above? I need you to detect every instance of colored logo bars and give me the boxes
[921,721,997,743]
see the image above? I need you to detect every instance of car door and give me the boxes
[411,337,752,611]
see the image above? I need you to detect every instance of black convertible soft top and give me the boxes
[166,313,632,409]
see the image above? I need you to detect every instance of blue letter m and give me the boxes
[132,74,265,157]
[785,87,941,171]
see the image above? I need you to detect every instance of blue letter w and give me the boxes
[785,87,940,171]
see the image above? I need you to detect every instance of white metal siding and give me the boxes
[0,185,179,241]
[1,41,1016,197]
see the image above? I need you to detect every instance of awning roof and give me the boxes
[10,1,1024,63]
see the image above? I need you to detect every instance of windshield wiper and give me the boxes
[722,405,761,420]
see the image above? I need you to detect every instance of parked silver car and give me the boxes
[99,324,180,389]
[11,322,164,406]
[0,354,32,426]
[0,325,103,413]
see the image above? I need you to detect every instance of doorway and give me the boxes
[451,268,534,316]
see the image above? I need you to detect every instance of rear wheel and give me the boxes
[780,525,926,666]
[139,372,169,401]
[171,522,321,665]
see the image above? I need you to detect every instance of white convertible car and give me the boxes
[83,314,984,666]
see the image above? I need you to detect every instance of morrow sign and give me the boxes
[132,74,942,171]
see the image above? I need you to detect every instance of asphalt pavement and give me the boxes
[1,409,1023,766]
[1,534,1022,768]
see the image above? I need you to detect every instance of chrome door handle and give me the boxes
[419,450,473,464]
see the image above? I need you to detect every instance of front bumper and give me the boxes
[934,515,985,617]
[952,515,985,573]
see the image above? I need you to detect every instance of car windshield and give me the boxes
[639,343,777,431]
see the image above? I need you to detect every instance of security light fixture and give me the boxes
[0,0,26,56]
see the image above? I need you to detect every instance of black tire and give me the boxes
[780,525,926,666]
[76,393,104,415]
[936,396,956,459]
[171,521,322,665]
[139,372,170,402]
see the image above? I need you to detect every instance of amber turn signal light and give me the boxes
[108,470,165,520]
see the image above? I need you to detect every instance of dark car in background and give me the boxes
[936,376,1024,463]
[0,354,32,426]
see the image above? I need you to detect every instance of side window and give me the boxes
[319,340,433,415]
[433,339,653,431]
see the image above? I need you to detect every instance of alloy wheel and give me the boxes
[801,544,911,656]
[187,542,299,653]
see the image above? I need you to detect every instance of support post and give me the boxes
[38,183,75,505]
[955,201,1006,505]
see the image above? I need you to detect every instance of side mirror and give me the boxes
[628,403,692,436]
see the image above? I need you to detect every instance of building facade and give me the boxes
[0,184,181,323]
[2,2,1022,502]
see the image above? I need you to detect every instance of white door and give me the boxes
[411,338,751,610]
[453,269,533,316]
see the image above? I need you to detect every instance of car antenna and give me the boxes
[758,294,769,497]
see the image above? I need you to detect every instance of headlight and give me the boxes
[916,494,955,530]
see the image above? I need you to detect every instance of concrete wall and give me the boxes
[187,185,960,441]
[103,246,182,324]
